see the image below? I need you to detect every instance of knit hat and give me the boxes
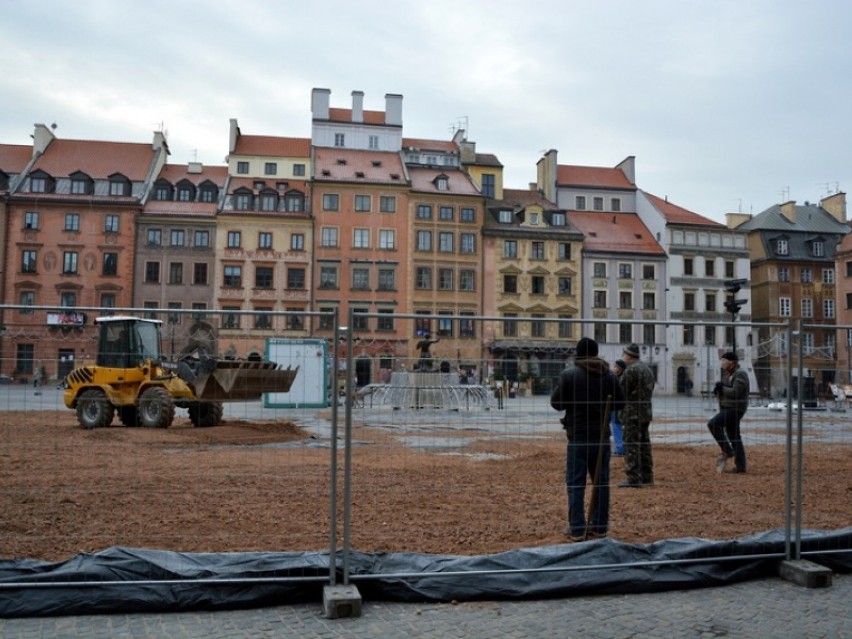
[721,351,738,362]
[614,359,626,371]
[623,343,640,358]
[575,337,599,359]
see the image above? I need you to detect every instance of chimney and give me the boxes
[351,90,364,123]
[820,191,847,224]
[187,162,203,174]
[459,139,476,164]
[780,200,796,223]
[616,155,636,185]
[229,118,240,154]
[385,93,403,126]
[311,87,331,120]
[32,123,55,155]
[152,130,169,154]
[725,212,751,229]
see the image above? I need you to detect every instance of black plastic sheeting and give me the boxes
[1,528,850,617]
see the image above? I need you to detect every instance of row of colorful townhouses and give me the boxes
[1,88,849,396]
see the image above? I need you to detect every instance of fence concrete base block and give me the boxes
[779,559,833,588]
[322,584,362,619]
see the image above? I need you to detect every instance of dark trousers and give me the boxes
[566,439,610,537]
[623,419,653,484]
[708,408,747,472]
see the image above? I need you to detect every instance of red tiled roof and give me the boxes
[556,164,634,189]
[408,167,480,195]
[31,139,156,181]
[500,188,558,209]
[314,148,407,184]
[232,135,310,157]
[643,191,722,227]
[402,137,458,152]
[158,164,228,185]
[327,107,388,126]
[0,144,32,171]
[569,211,665,255]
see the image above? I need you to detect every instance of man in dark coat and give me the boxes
[708,351,750,473]
[618,343,655,487]
[550,337,625,541]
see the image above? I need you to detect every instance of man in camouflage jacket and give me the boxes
[618,343,655,487]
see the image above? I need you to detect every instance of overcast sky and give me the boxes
[2,0,850,222]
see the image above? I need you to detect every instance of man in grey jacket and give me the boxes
[707,351,750,474]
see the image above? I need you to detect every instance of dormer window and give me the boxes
[498,209,513,224]
[154,181,173,200]
[355,171,365,178]
[529,213,539,225]
[435,175,449,191]
[336,159,347,165]
[321,169,331,176]
[253,180,265,190]
[371,160,382,167]
[70,172,93,195]
[176,179,196,202]
[108,174,130,197]
[390,173,400,180]
[812,240,824,257]
[777,239,789,255]
[29,170,54,193]
[552,213,566,226]
[334,134,345,147]
[198,180,218,203]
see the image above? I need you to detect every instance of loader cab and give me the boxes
[96,317,163,369]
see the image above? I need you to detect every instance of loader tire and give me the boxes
[139,386,175,429]
[188,401,223,427]
[76,388,114,429]
[118,405,139,427]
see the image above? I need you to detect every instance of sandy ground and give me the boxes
[1,410,849,562]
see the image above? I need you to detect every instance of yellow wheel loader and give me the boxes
[63,316,299,429]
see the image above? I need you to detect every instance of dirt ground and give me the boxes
[1,410,849,563]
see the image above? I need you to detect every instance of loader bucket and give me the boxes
[191,361,299,402]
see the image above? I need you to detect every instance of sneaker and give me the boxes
[716,453,733,474]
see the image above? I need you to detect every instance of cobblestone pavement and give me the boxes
[2,574,850,638]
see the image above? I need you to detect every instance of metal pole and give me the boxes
[327,312,340,585]
[342,310,356,585]
[795,322,805,560]
[784,321,793,560]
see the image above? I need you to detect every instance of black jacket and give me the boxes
[550,357,626,441]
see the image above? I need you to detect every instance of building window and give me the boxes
[643,264,655,280]
[319,266,338,289]
[725,260,735,278]
[683,257,693,276]
[460,233,476,254]
[145,261,160,283]
[801,298,813,318]
[683,325,694,345]
[192,230,209,248]
[593,262,607,278]
[498,210,513,223]
[779,266,790,282]
[440,206,454,221]
[644,325,655,346]
[460,313,475,338]
[684,292,695,311]
[259,193,277,211]
[618,263,632,279]
[812,241,824,257]
[321,227,338,247]
[318,306,335,331]
[146,229,162,246]
[619,291,632,309]
[552,213,566,226]
[237,161,249,174]
[504,240,517,258]
[558,243,571,260]
[532,275,545,295]
[460,207,475,222]
[439,268,454,290]
[167,262,182,284]
[416,230,432,251]
[779,297,791,317]
[255,266,273,289]
[334,133,345,147]
[60,291,76,307]
[62,251,78,274]
[378,268,396,291]
[436,176,449,191]
[594,323,606,343]
[22,250,37,273]
[824,299,835,319]
[531,241,545,260]
[24,211,39,229]
[355,194,371,212]
[291,234,305,250]
[593,196,604,211]
[258,232,273,249]
[352,309,369,331]
[415,267,432,289]
[481,174,495,198]
[19,291,35,312]
[611,198,621,212]
[227,231,241,248]
[223,265,242,288]
[322,193,339,211]
[619,323,632,344]
[286,192,305,211]
[264,162,277,175]
[575,196,586,210]
[801,268,812,283]
[437,313,453,337]
[379,196,396,213]
[643,292,655,310]
[416,204,432,219]
[234,193,252,210]
[104,215,119,233]
[293,163,306,176]
[438,232,454,252]
[254,308,272,330]
[504,274,518,294]
[776,239,788,255]
[353,228,370,249]
[109,180,128,196]
[823,268,835,284]
[558,277,572,296]
[705,292,716,313]
[193,262,208,285]
[503,314,517,337]
[200,186,216,202]
[170,230,185,246]
[705,259,715,277]
[379,229,396,250]
[352,268,370,291]
[459,269,475,292]
[377,309,394,331]
[368,135,379,150]
[222,307,240,329]
[103,252,118,276]
[288,268,305,290]
[64,213,80,231]
[30,177,46,193]
[531,315,546,338]
[558,315,573,338]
